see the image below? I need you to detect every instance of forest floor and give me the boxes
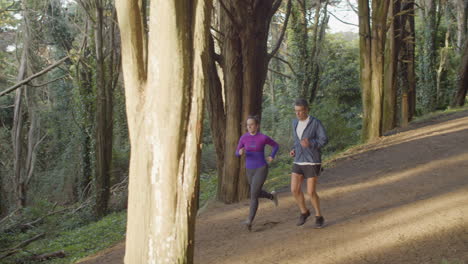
[77,110,468,264]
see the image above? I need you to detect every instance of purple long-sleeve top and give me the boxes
[235,132,279,169]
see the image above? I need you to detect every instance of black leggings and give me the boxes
[246,165,273,223]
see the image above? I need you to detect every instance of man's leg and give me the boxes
[306,177,322,217]
[291,173,308,214]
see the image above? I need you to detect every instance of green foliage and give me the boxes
[200,172,218,206]
[1,203,126,264]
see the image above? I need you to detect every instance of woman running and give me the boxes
[236,115,279,231]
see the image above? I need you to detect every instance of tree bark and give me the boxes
[12,0,42,208]
[206,37,226,198]
[399,0,416,126]
[419,0,438,113]
[358,0,390,141]
[216,0,281,203]
[116,0,211,262]
[452,38,468,106]
[93,0,113,218]
[382,0,401,133]
[454,0,467,51]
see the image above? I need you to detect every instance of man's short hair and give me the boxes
[295,98,309,109]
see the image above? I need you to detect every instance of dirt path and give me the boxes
[78,111,468,264]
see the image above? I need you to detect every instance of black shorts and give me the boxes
[292,164,321,178]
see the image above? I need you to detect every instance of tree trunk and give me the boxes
[358,0,390,141]
[206,36,226,198]
[419,0,438,113]
[452,38,468,106]
[399,0,416,126]
[216,0,281,203]
[116,0,211,263]
[12,51,27,208]
[218,6,243,203]
[454,0,467,51]
[290,0,310,98]
[382,0,401,133]
[436,30,450,108]
[12,0,40,208]
[94,1,113,218]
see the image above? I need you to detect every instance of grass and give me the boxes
[1,209,126,264]
[412,105,468,124]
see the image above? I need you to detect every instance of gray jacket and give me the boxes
[292,116,328,164]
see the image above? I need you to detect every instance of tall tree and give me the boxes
[452,37,468,106]
[116,0,211,263]
[418,0,439,113]
[358,0,391,141]
[288,0,328,102]
[399,0,416,126]
[78,0,120,217]
[214,0,289,203]
[11,0,43,208]
[453,0,467,51]
[382,0,402,133]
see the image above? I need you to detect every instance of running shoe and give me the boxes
[271,191,279,207]
[296,210,310,226]
[242,220,252,231]
[314,216,325,229]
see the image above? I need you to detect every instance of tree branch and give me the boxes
[0,233,46,260]
[268,0,292,60]
[268,68,292,79]
[270,0,283,17]
[26,75,68,87]
[273,55,297,77]
[0,56,70,97]
[346,0,359,14]
[327,10,359,27]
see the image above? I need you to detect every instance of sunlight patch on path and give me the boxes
[284,188,468,264]
[321,152,468,200]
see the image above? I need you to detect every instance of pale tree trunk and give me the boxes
[399,0,416,126]
[436,30,450,107]
[382,0,401,133]
[358,0,391,141]
[116,0,212,263]
[359,0,372,141]
[453,0,467,51]
[452,37,468,106]
[12,52,27,208]
[12,0,42,208]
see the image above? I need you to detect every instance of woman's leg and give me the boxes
[248,166,271,223]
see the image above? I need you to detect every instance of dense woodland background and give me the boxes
[0,0,467,262]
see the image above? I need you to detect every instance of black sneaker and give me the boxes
[271,191,279,207]
[314,216,325,229]
[296,210,310,226]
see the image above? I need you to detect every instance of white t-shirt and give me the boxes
[295,116,319,165]
[296,116,309,139]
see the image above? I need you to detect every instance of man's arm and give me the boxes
[311,120,328,149]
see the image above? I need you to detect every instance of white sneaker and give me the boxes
[271,191,279,207]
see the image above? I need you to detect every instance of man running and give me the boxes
[290,99,328,228]
[236,115,279,231]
